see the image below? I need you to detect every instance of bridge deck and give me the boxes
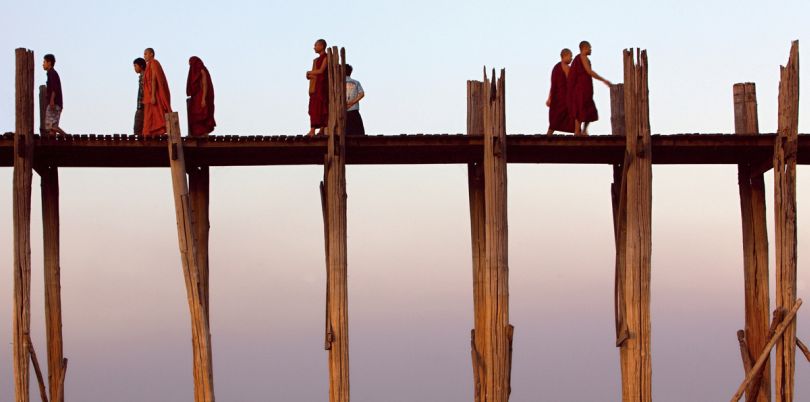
[1,132,808,168]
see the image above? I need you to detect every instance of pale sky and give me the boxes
[0,0,809,401]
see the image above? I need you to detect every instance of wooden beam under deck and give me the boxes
[0,132,808,168]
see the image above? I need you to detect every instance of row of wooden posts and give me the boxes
[9,42,801,402]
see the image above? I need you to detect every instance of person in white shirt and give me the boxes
[345,64,365,136]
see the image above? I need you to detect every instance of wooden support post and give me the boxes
[616,49,652,402]
[610,84,630,347]
[166,113,216,402]
[13,47,35,402]
[466,79,485,402]
[321,46,349,402]
[189,165,211,317]
[733,82,771,402]
[773,40,799,402]
[38,85,47,135]
[40,165,65,402]
[468,68,512,402]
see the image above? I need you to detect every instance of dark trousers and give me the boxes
[346,109,365,136]
[134,108,144,135]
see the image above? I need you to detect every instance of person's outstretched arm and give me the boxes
[583,56,612,87]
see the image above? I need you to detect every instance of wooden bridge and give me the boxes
[7,42,804,402]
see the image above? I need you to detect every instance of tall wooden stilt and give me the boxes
[773,40,799,402]
[468,68,512,402]
[610,84,629,348]
[189,165,211,317]
[13,47,35,402]
[38,85,47,135]
[466,79,486,402]
[733,82,770,402]
[321,46,349,402]
[166,113,215,402]
[41,165,65,402]
[617,49,652,402]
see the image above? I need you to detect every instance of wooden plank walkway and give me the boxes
[1,132,809,168]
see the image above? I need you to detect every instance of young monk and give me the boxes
[142,48,172,136]
[546,48,574,135]
[306,39,329,136]
[186,56,216,136]
[568,41,612,136]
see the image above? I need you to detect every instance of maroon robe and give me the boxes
[186,56,216,136]
[548,62,574,133]
[309,53,329,128]
[568,54,599,123]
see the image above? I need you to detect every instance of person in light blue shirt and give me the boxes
[345,64,365,136]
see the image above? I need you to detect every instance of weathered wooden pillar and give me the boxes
[13,47,35,402]
[610,84,629,348]
[733,82,771,402]
[189,165,210,317]
[466,79,486,401]
[467,69,512,402]
[38,85,47,135]
[41,164,66,402]
[773,40,799,402]
[320,46,350,402]
[166,112,216,402]
[615,49,652,402]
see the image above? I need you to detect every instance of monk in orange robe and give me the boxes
[546,48,574,135]
[186,56,216,136]
[142,48,172,136]
[306,39,329,137]
[568,41,612,136]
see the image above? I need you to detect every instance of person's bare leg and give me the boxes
[582,122,590,136]
[307,127,316,137]
[317,126,326,136]
[546,127,554,136]
[54,126,67,135]
[574,119,582,136]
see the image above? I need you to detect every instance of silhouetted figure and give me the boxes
[306,39,329,136]
[133,57,146,135]
[186,56,216,137]
[142,48,172,136]
[43,54,67,135]
[345,64,365,136]
[568,41,612,136]
[546,48,574,135]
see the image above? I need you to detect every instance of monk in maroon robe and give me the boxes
[568,41,612,136]
[186,56,216,136]
[546,48,574,135]
[142,48,172,136]
[306,39,329,136]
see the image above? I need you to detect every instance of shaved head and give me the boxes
[579,41,591,50]
[561,48,572,57]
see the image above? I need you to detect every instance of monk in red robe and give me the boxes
[306,39,329,137]
[568,41,612,136]
[186,56,216,136]
[546,48,574,135]
[142,48,172,136]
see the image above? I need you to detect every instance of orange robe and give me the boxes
[142,59,172,136]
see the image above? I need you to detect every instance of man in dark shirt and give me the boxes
[133,58,146,135]
[42,54,67,135]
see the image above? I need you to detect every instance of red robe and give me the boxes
[548,62,574,133]
[142,59,172,136]
[186,56,216,136]
[308,53,329,128]
[568,54,599,123]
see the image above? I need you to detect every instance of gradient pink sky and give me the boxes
[1,0,809,400]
